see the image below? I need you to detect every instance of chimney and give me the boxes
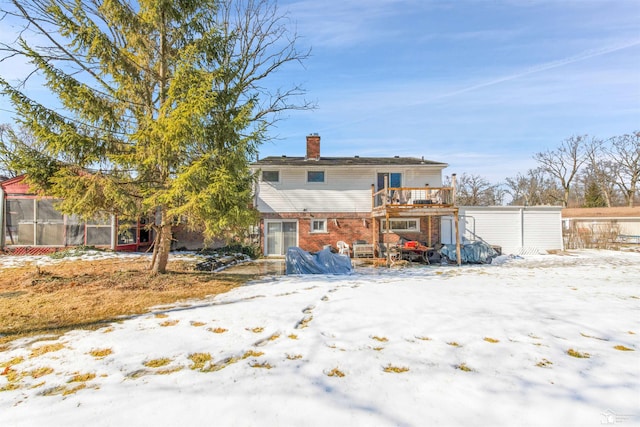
[306,133,320,160]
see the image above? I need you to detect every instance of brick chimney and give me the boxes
[306,133,320,160]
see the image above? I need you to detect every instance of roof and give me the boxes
[0,174,32,194]
[562,207,640,219]
[251,156,447,167]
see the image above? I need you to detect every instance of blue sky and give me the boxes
[265,0,640,182]
[1,0,639,183]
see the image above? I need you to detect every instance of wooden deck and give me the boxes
[370,185,462,265]
[371,186,457,217]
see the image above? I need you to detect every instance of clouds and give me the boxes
[267,0,640,181]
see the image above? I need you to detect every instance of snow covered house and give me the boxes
[250,134,462,258]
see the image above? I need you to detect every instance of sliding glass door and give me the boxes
[265,221,297,256]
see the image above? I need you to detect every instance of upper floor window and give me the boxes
[377,172,401,189]
[307,170,325,183]
[262,170,279,182]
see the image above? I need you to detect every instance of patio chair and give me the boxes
[336,241,351,257]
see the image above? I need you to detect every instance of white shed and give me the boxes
[441,206,564,255]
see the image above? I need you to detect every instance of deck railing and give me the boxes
[372,186,455,210]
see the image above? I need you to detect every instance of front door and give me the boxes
[265,221,297,256]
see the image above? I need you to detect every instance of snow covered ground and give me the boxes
[1,250,639,427]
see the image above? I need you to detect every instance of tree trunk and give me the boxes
[151,208,172,274]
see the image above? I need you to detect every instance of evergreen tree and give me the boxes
[0,0,310,273]
[583,181,606,208]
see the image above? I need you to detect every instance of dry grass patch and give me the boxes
[154,313,169,319]
[88,348,113,359]
[288,334,298,340]
[383,364,409,373]
[455,363,474,372]
[30,343,65,358]
[242,350,264,359]
[188,353,212,370]
[4,367,23,381]
[415,336,432,341]
[286,353,302,360]
[567,349,590,358]
[68,372,96,383]
[536,358,553,368]
[0,257,244,345]
[371,336,388,342]
[190,321,206,327]
[295,316,313,329]
[483,337,500,343]
[208,327,228,334]
[372,347,384,351]
[159,319,179,327]
[42,383,88,396]
[144,358,172,368]
[327,367,345,377]
[613,345,634,351]
[249,361,273,369]
[30,366,54,378]
[156,366,183,375]
[248,327,264,333]
[447,341,461,347]
[1,356,24,368]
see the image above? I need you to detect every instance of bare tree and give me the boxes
[455,173,501,206]
[608,131,640,207]
[504,168,563,206]
[534,135,589,207]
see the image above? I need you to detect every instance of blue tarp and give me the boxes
[440,241,499,264]
[285,247,353,275]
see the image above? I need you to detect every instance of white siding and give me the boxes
[442,206,563,255]
[523,209,563,251]
[463,209,522,253]
[254,165,443,213]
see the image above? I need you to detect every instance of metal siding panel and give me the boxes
[523,209,563,250]
[459,207,562,254]
[461,209,522,254]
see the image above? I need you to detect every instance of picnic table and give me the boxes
[391,241,431,263]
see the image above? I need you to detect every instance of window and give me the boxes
[380,218,419,232]
[262,170,279,182]
[310,219,327,233]
[377,172,401,189]
[307,170,325,183]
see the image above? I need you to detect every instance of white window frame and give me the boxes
[306,170,325,184]
[310,218,327,233]
[261,170,280,183]
[380,218,420,232]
